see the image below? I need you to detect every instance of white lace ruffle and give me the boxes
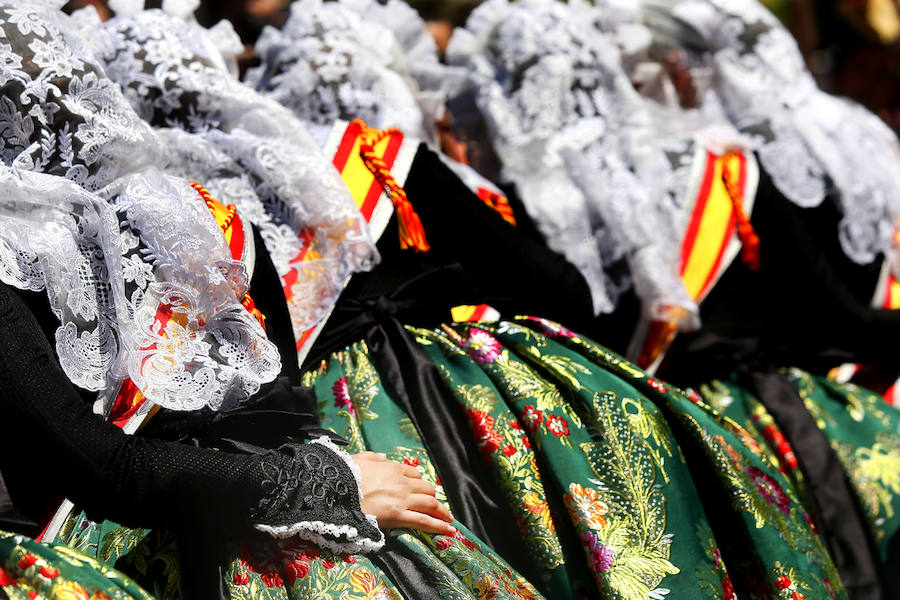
[642,0,900,266]
[246,0,430,139]
[89,9,378,339]
[448,0,698,321]
[254,519,385,554]
[0,3,280,412]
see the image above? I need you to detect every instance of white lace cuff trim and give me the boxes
[254,520,385,554]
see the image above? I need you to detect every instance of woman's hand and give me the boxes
[351,451,455,535]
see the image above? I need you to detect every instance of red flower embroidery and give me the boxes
[299,548,320,561]
[260,572,284,588]
[792,594,806,600]
[522,406,542,432]
[522,435,532,449]
[685,388,703,403]
[322,560,335,569]
[509,419,522,431]
[0,567,14,587]
[403,457,420,467]
[467,408,502,455]
[760,425,798,470]
[721,576,736,600]
[454,530,476,551]
[16,555,37,570]
[27,592,37,600]
[647,378,669,393]
[775,576,791,590]
[342,555,356,564]
[284,560,309,584]
[435,537,453,550]
[502,445,516,456]
[332,377,355,415]
[545,414,569,437]
[232,572,250,586]
[39,566,59,579]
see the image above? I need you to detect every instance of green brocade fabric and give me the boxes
[37,317,848,599]
[48,483,540,600]
[303,317,845,600]
[703,370,900,593]
[0,529,153,599]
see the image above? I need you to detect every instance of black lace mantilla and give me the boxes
[251,441,385,553]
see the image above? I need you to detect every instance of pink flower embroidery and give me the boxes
[332,377,355,415]
[464,328,502,364]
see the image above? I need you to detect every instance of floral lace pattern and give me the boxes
[0,2,280,411]
[447,0,698,324]
[83,8,378,338]
[252,438,385,554]
[641,0,900,266]
[245,0,430,141]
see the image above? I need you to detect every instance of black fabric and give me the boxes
[138,377,343,453]
[738,365,885,600]
[0,282,261,535]
[660,158,900,388]
[0,225,368,599]
[368,535,446,600]
[307,264,547,588]
[247,224,303,385]
[340,144,598,335]
[251,442,383,548]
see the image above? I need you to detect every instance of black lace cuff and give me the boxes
[250,437,385,553]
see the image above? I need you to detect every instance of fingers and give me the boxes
[407,493,453,522]
[354,451,387,461]
[383,510,456,535]
[401,464,422,479]
[407,477,437,496]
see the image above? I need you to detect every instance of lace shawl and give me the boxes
[77,7,378,339]
[0,1,281,412]
[641,0,900,267]
[447,0,697,324]
[245,0,431,141]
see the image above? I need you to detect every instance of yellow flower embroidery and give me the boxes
[523,491,555,530]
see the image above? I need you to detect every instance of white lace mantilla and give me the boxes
[0,2,280,412]
[82,8,378,339]
[641,0,900,266]
[448,0,698,324]
[245,0,431,140]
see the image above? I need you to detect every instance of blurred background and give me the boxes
[66,0,900,134]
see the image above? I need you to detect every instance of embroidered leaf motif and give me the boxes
[833,432,900,525]
[98,526,150,564]
[455,384,499,413]
[398,416,419,440]
[578,390,679,599]
[492,351,580,429]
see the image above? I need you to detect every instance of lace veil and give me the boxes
[447,0,698,324]
[245,0,433,142]
[0,1,281,412]
[73,4,378,341]
[640,0,900,267]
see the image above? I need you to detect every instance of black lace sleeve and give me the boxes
[252,440,385,553]
[0,281,382,552]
